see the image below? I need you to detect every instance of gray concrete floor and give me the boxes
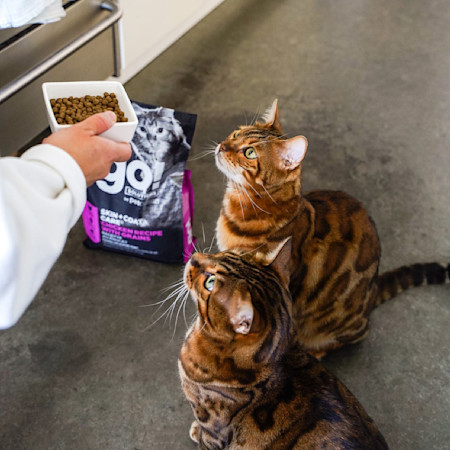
[1,0,450,448]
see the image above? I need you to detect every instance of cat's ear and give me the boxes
[227,285,254,335]
[158,107,175,118]
[267,237,292,288]
[275,136,308,170]
[165,108,175,118]
[262,99,282,133]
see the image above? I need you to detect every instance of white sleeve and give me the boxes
[0,144,86,329]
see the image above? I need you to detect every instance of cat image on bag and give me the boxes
[131,103,191,228]
[215,99,449,358]
[179,240,389,449]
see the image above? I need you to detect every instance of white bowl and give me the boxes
[42,81,138,142]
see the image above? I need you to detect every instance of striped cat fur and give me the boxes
[179,241,389,449]
[215,100,449,358]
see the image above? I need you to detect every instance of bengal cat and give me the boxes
[179,240,389,449]
[215,99,449,358]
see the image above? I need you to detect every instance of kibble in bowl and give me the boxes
[42,81,138,142]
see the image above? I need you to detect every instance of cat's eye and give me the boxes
[244,147,257,159]
[233,130,240,138]
[157,127,164,133]
[204,275,216,291]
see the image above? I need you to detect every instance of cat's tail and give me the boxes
[374,262,450,307]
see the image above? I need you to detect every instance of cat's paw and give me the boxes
[189,420,200,443]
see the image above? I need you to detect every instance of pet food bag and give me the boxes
[82,101,196,263]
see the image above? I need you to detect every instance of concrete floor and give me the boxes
[1,0,449,448]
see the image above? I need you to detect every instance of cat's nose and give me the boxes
[189,253,207,268]
[189,253,201,268]
[184,253,205,287]
[218,143,228,153]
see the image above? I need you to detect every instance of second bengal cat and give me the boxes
[180,240,389,449]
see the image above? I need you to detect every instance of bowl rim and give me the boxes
[42,80,138,128]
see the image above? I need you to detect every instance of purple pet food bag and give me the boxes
[82,101,196,263]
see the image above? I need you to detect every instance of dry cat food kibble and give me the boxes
[49,92,128,125]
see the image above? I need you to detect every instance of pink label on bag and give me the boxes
[182,170,195,263]
[82,201,101,243]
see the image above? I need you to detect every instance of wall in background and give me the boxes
[115,0,225,83]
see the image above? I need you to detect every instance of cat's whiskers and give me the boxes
[208,235,216,253]
[151,283,187,314]
[239,182,271,215]
[246,181,262,198]
[189,312,198,330]
[232,180,246,221]
[189,149,216,161]
[241,184,259,215]
[201,223,206,248]
[208,140,220,152]
[243,110,249,127]
[233,180,262,215]
[189,223,215,254]
[140,278,185,307]
[157,278,186,297]
[142,277,191,332]
[261,184,278,204]
[164,287,188,326]
[172,289,191,339]
[250,105,262,126]
[199,318,208,333]
[225,165,247,219]
[226,164,271,214]
[192,240,201,254]
[200,233,213,253]
[183,248,193,261]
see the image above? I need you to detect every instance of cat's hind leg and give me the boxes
[335,319,370,347]
[308,319,370,359]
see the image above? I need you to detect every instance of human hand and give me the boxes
[43,111,132,186]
